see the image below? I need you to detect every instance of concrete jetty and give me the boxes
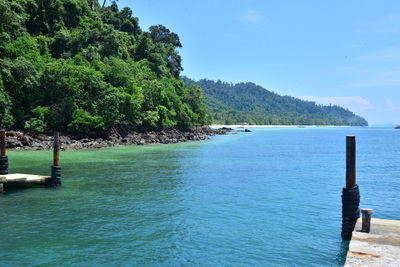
[0,130,61,194]
[345,218,400,266]
[0,174,50,185]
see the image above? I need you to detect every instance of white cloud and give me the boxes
[385,100,400,111]
[301,96,374,111]
[241,9,262,23]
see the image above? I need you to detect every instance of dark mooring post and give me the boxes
[0,130,8,175]
[341,136,360,240]
[361,208,373,233]
[50,132,62,187]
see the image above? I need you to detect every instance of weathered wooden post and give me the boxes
[50,131,62,187]
[0,130,8,175]
[341,136,360,240]
[361,208,373,233]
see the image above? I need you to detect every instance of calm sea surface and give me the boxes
[1,127,399,266]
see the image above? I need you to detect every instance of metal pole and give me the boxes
[53,132,60,167]
[0,130,8,175]
[346,136,356,189]
[341,135,360,240]
[50,131,62,187]
[0,130,6,157]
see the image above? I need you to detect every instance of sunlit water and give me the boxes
[1,127,399,266]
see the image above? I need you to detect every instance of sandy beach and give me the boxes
[210,124,351,128]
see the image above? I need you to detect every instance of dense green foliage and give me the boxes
[0,0,368,132]
[183,78,368,126]
[0,0,209,132]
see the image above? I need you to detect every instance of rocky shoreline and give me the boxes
[3,127,231,151]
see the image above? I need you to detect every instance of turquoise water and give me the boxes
[1,127,399,266]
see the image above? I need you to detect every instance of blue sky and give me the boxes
[114,0,400,125]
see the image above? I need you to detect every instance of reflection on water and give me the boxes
[1,145,190,266]
[336,241,350,266]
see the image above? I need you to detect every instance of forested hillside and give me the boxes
[0,0,209,133]
[182,78,368,126]
[0,0,368,134]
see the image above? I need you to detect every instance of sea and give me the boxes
[1,127,399,266]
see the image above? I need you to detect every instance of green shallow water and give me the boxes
[1,127,399,266]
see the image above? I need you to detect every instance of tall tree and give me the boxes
[149,25,182,48]
[149,24,183,78]
[103,0,118,8]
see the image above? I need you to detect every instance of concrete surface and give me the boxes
[345,218,400,267]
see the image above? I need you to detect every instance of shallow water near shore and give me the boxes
[1,127,399,266]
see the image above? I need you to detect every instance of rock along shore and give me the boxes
[4,127,231,151]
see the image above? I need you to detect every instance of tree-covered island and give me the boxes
[183,78,368,126]
[0,0,210,135]
[0,0,367,148]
